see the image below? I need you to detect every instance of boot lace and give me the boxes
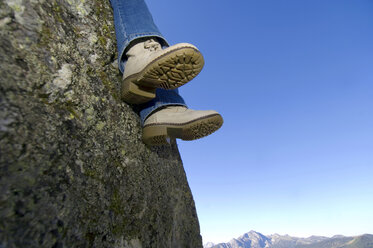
[144,39,161,52]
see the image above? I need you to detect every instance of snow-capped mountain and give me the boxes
[204,230,373,248]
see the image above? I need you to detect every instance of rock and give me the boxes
[0,0,202,247]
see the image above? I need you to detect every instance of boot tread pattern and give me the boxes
[144,48,204,89]
[142,114,223,145]
[121,46,204,104]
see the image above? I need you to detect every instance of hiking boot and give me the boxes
[121,39,204,104]
[142,106,223,145]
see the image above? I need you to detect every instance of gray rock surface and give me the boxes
[0,0,202,247]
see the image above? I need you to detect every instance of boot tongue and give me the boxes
[144,39,161,52]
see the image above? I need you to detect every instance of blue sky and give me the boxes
[147,0,373,244]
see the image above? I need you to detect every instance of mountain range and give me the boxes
[204,230,373,248]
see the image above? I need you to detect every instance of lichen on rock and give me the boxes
[0,0,202,247]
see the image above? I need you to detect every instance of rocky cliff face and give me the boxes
[0,0,202,247]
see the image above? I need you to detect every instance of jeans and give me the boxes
[109,0,187,124]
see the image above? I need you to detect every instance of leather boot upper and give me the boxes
[144,106,219,126]
[123,39,163,80]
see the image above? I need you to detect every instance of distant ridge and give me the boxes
[204,231,373,248]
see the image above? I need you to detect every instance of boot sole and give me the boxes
[142,114,223,145]
[121,45,204,104]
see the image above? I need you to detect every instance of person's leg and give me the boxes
[110,0,168,73]
[110,0,204,105]
[109,0,223,145]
